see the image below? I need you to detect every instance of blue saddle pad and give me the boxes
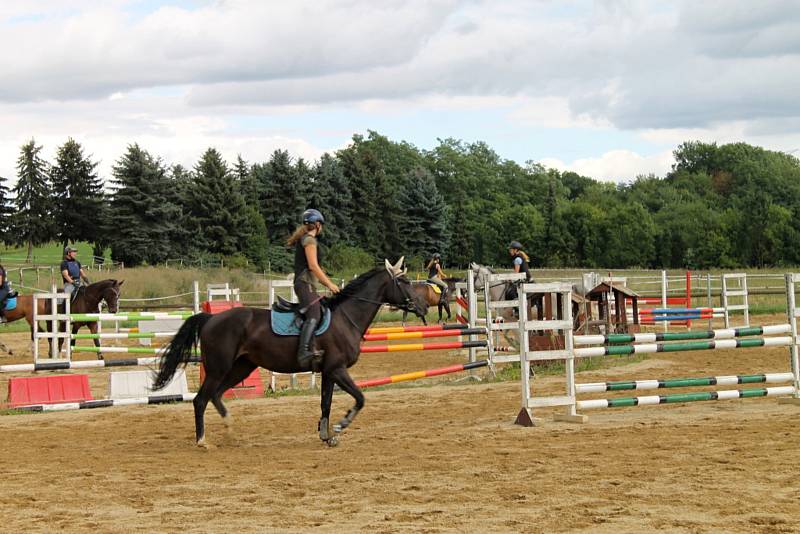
[4,297,16,311]
[271,308,332,336]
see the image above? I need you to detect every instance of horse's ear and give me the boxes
[118,280,124,286]
[385,258,404,278]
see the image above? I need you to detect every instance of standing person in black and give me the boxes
[0,263,9,322]
[425,253,449,306]
[286,209,341,368]
[505,240,533,302]
[61,246,90,297]
[508,241,533,282]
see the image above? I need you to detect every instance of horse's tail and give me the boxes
[153,313,213,390]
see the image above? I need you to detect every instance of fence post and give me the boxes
[193,281,200,314]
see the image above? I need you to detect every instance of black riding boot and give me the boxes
[297,318,322,369]
[439,288,448,307]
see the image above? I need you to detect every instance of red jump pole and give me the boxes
[359,340,488,353]
[365,324,467,335]
[363,327,485,342]
[356,360,489,388]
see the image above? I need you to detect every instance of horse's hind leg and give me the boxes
[328,367,365,435]
[211,357,257,430]
[193,376,218,447]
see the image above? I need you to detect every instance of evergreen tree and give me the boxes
[11,139,53,261]
[234,154,260,207]
[109,144,181,266]
[0,175,14,244]
[50,138,105,246]
[308,153,353,246]
[338,135,384,255]
[542,174,569,266]
[258,150,307,243]
[163,164,195,257]
[241,205,269,269]
[185,148,248,256]
[395,167,448,258]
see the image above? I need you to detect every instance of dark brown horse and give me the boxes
[1,279,123,357]
[153,259,426,448]
[401,277,463,324]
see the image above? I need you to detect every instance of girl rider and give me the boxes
[287,209,340,368]
[425,253,449,305]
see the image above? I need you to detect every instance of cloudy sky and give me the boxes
[1,0,798,184]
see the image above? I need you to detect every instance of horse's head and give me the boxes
[99,279,124,313]
[384,258,428,320]
[470,262,494,290]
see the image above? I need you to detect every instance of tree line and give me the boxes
[1,132,799,272]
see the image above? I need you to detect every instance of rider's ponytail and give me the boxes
[287,223,315,246]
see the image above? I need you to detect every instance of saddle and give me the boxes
[415,281,442,295]
[272,296,303,313]
[426,283,442,295]
[270,296,332,337]
[1,290,17,312]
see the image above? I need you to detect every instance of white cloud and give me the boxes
[0,93,339,183]
[541,149,675,183]
[1,1,799,185]
[0,0,458,102]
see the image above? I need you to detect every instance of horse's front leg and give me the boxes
[328,367,365,437]
[319,372,337,446]
[88,322,103,360]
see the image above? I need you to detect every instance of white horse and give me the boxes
[469,263,528,348]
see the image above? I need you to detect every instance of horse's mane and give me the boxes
[90,279,119,288]
[324,268,386,311]
[473,264,497,274]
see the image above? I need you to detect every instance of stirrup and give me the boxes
[298,349,323,371]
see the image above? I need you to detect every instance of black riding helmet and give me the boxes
[509,241,523,250]
[302,209,325,225]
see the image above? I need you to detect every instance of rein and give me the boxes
[336,276,419,329]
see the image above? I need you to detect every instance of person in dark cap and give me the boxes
[61,246,90,297]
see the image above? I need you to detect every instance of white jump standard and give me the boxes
[511,275,800,426]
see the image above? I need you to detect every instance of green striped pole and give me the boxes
[72,346,199,355]
[576,373,794,394]
[577,386,796,410]
[72,332,175,340]
[70,312,193,322]
[574,324,790,346]
[574,337,791,358]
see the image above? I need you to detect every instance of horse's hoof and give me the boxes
[196,437,209,449]
[325,436,339,448]
[333,423,343,433]
[223,414,233,428]
[318,417,332,441]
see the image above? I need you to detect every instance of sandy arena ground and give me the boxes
[1,318,799,533]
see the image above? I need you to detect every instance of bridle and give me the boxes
[101,283,121,313]
[339,274,420,329]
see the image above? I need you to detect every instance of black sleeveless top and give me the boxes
[428,259,440,279]
[294,234,322,280]
[513,252,532,281]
